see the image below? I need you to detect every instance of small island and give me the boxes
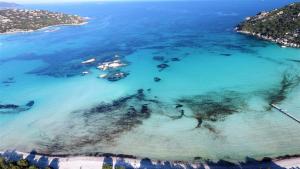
[0,9,86,34]
[236,2,300,48]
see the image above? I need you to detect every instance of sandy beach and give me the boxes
[1,151,300,169]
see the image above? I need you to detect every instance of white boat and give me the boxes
[99,74,107,78]
[81,71,89,76]
[281,45,287,48]
[97,60,126,70]
[81,58,96,64]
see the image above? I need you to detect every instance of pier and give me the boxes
[270,104,300,124]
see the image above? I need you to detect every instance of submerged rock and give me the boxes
[2,77,15,85]
[157,63,169,71]
[0,104,19,109]
[154,77,161,82]
[287,59,300,63]
[171,57,180,62]
[264,72,300,108]
[106,70,129,82]
[38,89,157,153]
[152,56,165,62]
[0,100,34,114]
[26,100,35,107]
[175,104,183,108]
[169,109,185,120]
[220,53,231,56]
[178,91,247,131]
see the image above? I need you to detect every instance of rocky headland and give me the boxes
[0,9,86,34]
[0,1,19,9]
[236,2,300,48]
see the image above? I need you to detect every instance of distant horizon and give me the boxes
[1,0,270,5]
[2,0,187,4]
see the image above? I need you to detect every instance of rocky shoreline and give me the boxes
[236,29,300,48]
[236,2,300,48]
[0,21,88,35]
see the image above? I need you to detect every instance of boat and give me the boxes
[81,71,89,76]
[99,74,108,78]
[81,58,96,64]
[97,60,126,70]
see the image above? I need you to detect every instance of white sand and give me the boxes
[1,151,300,169]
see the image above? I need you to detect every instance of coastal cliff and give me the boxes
[236,2,300,48]
[0,9,86,34]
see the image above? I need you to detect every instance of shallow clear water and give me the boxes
[1,0,300,162]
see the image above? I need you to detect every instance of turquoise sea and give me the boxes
[1,0,300,162]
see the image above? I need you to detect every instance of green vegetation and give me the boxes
[102,164,125,169]
[102,164,113,169]
[236,2,300,47]
[115,166,125,169]
[0,9,85,34]
[0,157,50,169]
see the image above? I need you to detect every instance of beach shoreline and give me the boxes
[0,21,88,35]
[1,151,300,169]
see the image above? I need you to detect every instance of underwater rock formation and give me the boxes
[97,56,130,82]
[178,91,247,130]
[168,109,185,120]
[220,53,232,56]
[152,56,165,62]
[0,100,34,114]
[2,77,15,86]
[154,77,161,82]
[287,59,300,63]
[264,72,300,108]
[157,63,169,71]
[36,90,251,153]
[37,89,160,154]
[171,57,180,62]
[175,104,183,109]
[106,70,129,82]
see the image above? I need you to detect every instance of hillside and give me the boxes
[236,2,300,48]
[0,1,19,8]
[0,9,86,34]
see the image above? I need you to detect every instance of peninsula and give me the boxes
[236,2,300,48]
[0,1,19,8]
[0,9,86,34]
